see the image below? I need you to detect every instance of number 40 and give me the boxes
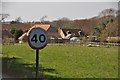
[31,34,46,43]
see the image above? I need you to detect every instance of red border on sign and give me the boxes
[28,27,48,50]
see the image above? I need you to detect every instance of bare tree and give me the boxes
[40,16,47,23]
[98,8,117,17]
[59,17,70,21]
[15,17,22,23]
[0,13,10,22]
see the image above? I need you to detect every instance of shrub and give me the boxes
[10,28,23,42]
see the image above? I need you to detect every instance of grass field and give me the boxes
[2,43,118,78]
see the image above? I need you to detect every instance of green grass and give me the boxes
[2,43,118,78]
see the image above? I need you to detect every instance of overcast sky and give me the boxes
[2,2,118,22]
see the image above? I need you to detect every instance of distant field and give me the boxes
[2,43,118,78]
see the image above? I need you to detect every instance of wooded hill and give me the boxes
[51,15,119,37]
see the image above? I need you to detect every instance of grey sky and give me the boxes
[2,2,118,22]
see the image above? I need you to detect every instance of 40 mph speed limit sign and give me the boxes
[28,27,48,49]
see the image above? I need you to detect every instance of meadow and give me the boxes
[2,43,118,78]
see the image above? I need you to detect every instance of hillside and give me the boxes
[101,16,119,37]
[2,23,31,32]
[2,8,119,42]
[51,15,118,37]
[2,16,119,38]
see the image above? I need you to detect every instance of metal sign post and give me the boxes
[28,27,48,79]
[36,49,39,78]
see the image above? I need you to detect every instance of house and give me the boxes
[18,24,51,43]
[18,24,61,43]
[58,27,84,39]
[47,27,61,39]
[48,33,61,39]
[58,27,85,43]
[18,32,27,43]
[2,30,15,43]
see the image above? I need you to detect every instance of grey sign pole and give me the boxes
[36,49,39,79]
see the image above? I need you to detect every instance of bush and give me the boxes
[10,28,23,42]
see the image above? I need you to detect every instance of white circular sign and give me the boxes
[28,27,48,49]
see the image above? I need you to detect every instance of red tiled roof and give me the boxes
[27,24,51,36]
[30,24,50,31]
